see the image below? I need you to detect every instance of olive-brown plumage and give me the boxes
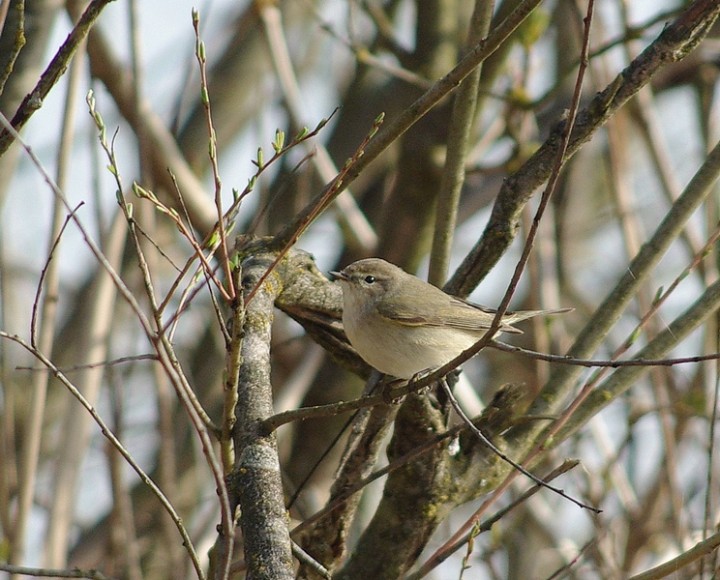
[333,258,568,379]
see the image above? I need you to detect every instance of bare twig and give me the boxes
[0,0,115,155]
[12,37,90,566]
[30,207,78,348]
[258,1,378,252]
[449,0,720,295]
[0,332,204,579]
[490,341,720,368]
[482,0,595,342]
[628,530,720,580]
[244,112,384,306]
[192,9,235,300]
[439,378,598,512]
[0,563,112,580]
[408,460,582,580]
[276,0,546,251]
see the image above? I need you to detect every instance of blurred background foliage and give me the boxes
[1,0,720,578]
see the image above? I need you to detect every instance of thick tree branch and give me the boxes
[447,0,720,295]
[229,252,293,579]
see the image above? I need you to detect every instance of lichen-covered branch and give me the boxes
[229,252,293,579]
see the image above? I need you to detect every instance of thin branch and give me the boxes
[259,1,378,251]
[291,425,457,535]
[480,0,595,340]
[86,97,220,436]
[192,9,235,300]
[0,563,112,580]
[526,133,720,423]
[552,275,720,447]
[276,0,545,249]
[449,0,720,295]
[244,113,384,306]
[30,207,79,348]
[628,529,720,580]
[309,4,430,89]
[0,332,204,579]
[261,342,720,435]
[17,353,159,372]
[12,37,89,567]
[1,97,227,579]
[703,314,720,568]
[0,0,115,155]
[408,460,583,580]
[490,341,720,368]
[440,378,598,513]
[291,542,331,579]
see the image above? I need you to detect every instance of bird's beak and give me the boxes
[330,269,349,281]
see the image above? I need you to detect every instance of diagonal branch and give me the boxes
[0,0,115,155]
[447,0,720,296]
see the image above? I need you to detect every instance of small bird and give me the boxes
[332,258,569,379]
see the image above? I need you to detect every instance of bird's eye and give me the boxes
[363,275,376,284]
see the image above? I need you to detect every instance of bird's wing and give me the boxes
[376,292,522,333]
